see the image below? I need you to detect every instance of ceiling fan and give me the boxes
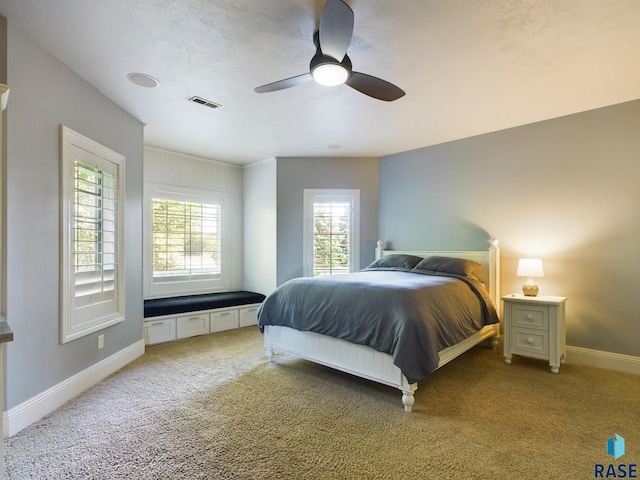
[255,0,405,102]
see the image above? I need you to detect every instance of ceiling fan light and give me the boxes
[312,63,349,86]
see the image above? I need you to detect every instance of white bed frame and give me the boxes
[264,239,501,412]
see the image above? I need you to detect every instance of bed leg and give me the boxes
[266,345,274,362]
[491,335,499,351]
[401,384,418,412]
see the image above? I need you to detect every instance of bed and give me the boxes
[258,240,501,412]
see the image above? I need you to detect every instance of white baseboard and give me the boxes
[566,345,640,376]
[4,340,145,438]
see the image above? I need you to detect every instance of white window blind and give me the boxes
[303,189,360,277]
[74,162,118,307]
[152,198,222,281]
[312,200,351,276]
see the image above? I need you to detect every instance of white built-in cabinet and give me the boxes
[143,304,261,345]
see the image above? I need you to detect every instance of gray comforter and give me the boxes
[257,268,499,384]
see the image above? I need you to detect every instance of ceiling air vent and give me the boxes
[188,96,221,109]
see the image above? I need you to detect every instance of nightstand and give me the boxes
[502,294,567,373]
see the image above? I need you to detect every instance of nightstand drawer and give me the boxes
[513,305,549,330]
[511,328,549,357]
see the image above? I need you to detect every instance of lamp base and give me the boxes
[521,283,539,296]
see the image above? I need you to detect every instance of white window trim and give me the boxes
[60,126,126,343]
[303,188,360,277]
[143,183,229,298]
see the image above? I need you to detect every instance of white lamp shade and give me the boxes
[516,258,544,277]
[311,63,349,86]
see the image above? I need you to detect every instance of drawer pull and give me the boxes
[526,337,535,345]
[525,314,534,321]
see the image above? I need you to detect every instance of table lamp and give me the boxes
[516,258,544,296]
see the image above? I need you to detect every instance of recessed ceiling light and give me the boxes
[127,73,160,88]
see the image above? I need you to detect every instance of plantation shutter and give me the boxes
[312,198,352,276]
[68,144,123,330]
[303,189,360,277]
[151,197,222,281]
[74,161,118,307]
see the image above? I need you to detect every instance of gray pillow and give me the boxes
[366,254,424,269]
[413,256,482,278]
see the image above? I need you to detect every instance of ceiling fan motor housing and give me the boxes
[310,30,352,86]
[310,49,352,86]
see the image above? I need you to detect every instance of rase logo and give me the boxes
[609,435,626,461]
[594,434,637,479]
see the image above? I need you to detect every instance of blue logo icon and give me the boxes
[594,434,636,478]
[608,434,625,460]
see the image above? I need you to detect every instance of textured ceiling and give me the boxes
[1,0,639,165]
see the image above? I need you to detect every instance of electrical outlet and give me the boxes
[98,334,104,350]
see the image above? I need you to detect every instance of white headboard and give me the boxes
[375,239,501,314]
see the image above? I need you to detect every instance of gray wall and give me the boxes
[276,156,379,286]
[379,100,640,357]
[0,15,5,83]
[4,24,144,409]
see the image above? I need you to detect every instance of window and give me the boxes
[303,189,360,277]
[144,185,227,297]
[61,126,125,343]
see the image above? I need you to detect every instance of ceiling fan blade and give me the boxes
[255,73,313,93]
[319,0,354,61]
[345,72,406,102]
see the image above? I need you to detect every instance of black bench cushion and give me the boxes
[144,291,266,318]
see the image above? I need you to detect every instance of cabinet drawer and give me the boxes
[144,318,176,345]
[239,305,260,328]
[210,310,239,333]
[511,328,549,357]
[513,305,549,330]
[177,314,209,339]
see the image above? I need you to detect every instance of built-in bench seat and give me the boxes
[143,291,266,345]
[144,291,266,318]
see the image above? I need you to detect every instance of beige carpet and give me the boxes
[4,327,639,479]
